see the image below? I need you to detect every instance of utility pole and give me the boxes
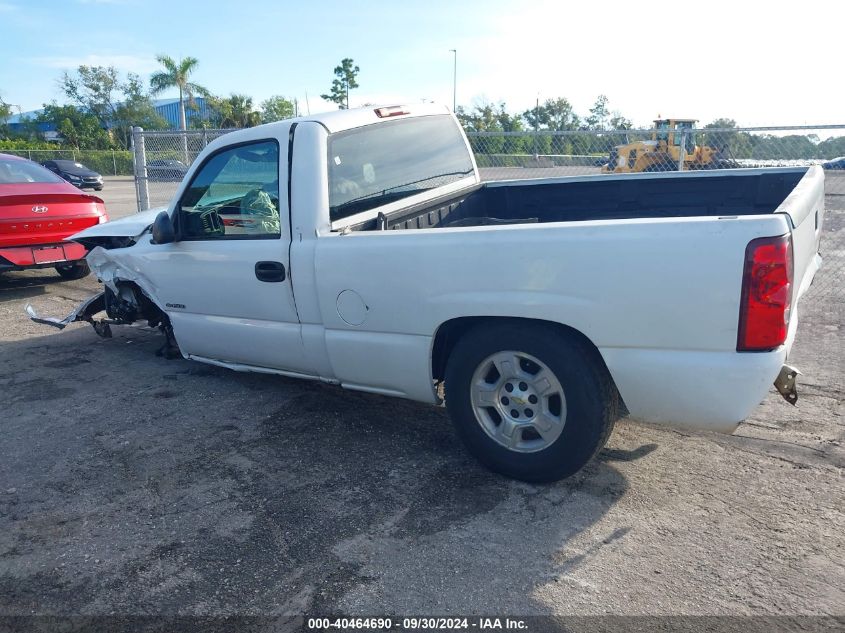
[449,49,457,112]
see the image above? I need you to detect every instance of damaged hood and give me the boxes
[70,207,166,242]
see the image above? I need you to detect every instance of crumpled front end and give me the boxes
[26,238,181,357]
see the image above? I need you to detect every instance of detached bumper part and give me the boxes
[27,288,172,349]
[774,364,801,405]
[26,292,106,332]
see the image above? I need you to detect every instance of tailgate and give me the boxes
[774,166,825,305]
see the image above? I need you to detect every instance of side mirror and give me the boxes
[151,211,176,244]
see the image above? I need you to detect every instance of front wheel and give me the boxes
[445,322,618,482]
[55,261,90,280]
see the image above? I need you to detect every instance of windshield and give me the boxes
[654,121,670,142]
[0,158,65,184]
[328,115,475,222]
[673,121,695,147]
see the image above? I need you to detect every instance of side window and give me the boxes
[178,140,281,240]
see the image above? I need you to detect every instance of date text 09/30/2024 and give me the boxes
[307,617,528,630]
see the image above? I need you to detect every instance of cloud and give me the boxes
[29,54,158,74]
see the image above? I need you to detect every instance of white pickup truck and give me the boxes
[29,104,825,482]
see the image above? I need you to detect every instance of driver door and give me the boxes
[135,138,307,373]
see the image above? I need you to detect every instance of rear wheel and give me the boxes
[445,322,618,482]
[55,261,90,280]
[643,160,676,172]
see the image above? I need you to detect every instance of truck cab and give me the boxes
[653,118,697,155]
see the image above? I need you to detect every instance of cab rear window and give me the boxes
[0,158,65,184]
[328,115,474,222]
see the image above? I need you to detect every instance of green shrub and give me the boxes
[0,144,134,176]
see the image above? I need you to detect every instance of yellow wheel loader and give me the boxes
[601,118,736,173]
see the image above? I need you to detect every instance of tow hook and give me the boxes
[774,364,801,405]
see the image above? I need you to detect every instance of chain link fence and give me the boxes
[466,125,845,195]
[131,127,232,212]
[0,148,133,175]
[130,124,843,312]
[131,124,845,210]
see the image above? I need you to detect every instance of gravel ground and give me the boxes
[0,197,842,622]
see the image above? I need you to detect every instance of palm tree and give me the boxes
[221,94,261,128]
[150,55,206,132]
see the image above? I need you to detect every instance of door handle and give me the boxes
[255,261,286,282]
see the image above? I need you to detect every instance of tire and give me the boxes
[94,186,104,191]
[55,261,90,280]
[711,159,739,170]
[445,322,618,482]
[643,161,676,172]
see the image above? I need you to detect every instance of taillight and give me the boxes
[737,233,793,351]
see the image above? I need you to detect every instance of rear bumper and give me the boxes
[0,242,88,272]
[600,346,787,433]
[600,247,819,433]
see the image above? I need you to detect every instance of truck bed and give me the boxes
[350,167,806,231]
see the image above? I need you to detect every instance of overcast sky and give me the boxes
[1,0,843,127]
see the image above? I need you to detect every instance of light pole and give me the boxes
[449,49,457,112]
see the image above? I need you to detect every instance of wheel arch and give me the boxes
[431,316,621,407]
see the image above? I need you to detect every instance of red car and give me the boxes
[0,153,108,280]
